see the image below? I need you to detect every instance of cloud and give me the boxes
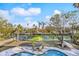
[24,17,38,28]
[54,10,61,15]
[0,10,8,15]
[45,15,51,20]
[28,8,41,15]
[11,7,41,16]
[45,15,51,23]
[24,17,32,23]
[0,10,14,23]
[0,9,39,28]
[0,7,41,27]
[0,10,10,19]
[11,8,26,16]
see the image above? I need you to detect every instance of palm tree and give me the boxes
[16,24,23,41]
[38,22,42,29]
[27,23,29,28]
[49,11,77,48]
[41,22,46,29]
[50,14,64,47]
[33,24,36,28]
[0,17,14,39]
[69,20,77,43]
[32,24,37,33]
[73,3,79,8]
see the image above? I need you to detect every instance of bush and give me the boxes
[73,33,79,44]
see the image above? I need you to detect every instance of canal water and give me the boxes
[17,34,71,41]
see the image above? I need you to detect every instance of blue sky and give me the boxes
[0,3,77,27]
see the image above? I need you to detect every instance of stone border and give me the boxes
[0,46,78,56]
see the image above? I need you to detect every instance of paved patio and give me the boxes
[0,46,78,56]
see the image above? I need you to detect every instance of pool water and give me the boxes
[39,50,67,56]
[12,49,67,56]
[12,52,34,56]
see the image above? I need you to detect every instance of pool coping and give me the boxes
[0,46,78,56]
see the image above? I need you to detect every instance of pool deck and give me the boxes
[0,46,79,56]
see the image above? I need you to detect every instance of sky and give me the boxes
[0,3,77,28]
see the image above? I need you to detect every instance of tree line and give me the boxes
[0,3,79,45]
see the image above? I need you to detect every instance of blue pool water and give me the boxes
[39,50,67,56]
[12,52,34,56]
[12,49,67,56]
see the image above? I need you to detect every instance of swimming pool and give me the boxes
[12,52,34,56]
[38,50,67,56]
[12,49,67,56]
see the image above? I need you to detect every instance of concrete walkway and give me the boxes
[63,41,79,55]
[0,47,23,56]
[0,38,14,46]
